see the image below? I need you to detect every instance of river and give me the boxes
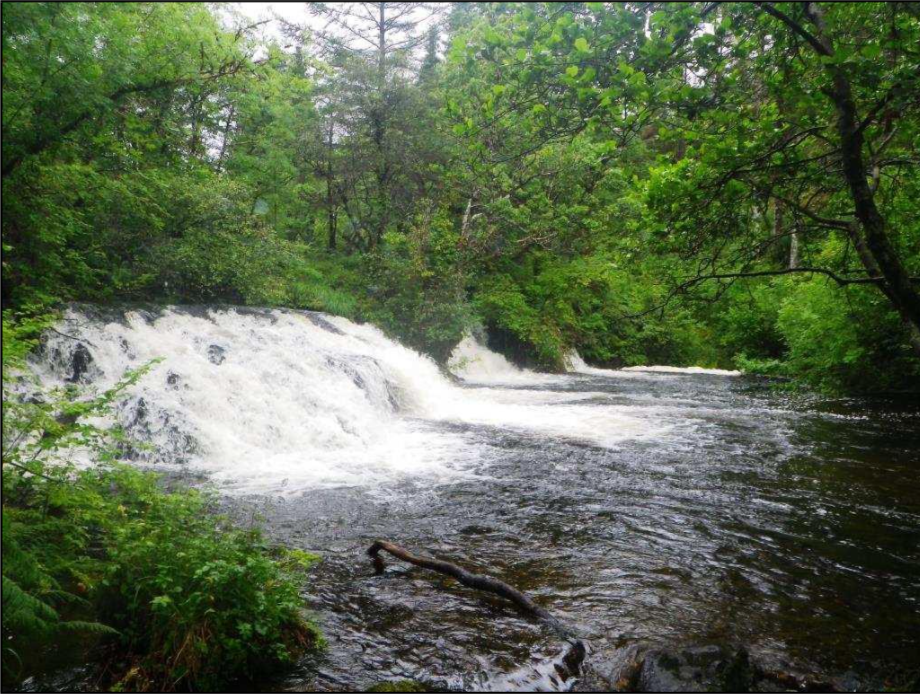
[33,305,920,691]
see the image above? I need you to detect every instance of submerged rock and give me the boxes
[587,643,754,692]
[70,343,93,381]
[207,344,226,365]
[638,645,753,692]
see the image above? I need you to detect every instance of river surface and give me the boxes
[32,306,920,691]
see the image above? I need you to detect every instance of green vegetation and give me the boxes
[2,3,919,688]
[1,314,319,690]
[4,2,919,391]
[4,2,919,390]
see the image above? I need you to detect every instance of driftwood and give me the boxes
[367,540,586,674]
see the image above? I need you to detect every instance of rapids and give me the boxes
[27,305,920,691]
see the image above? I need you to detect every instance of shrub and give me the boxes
[776,279,920,392]
[1,311,320,690]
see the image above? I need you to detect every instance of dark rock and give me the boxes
[637,645,753,692]
[207,344,226,365]
[304,310,345,335]
[130,398,148,428]
[588,643,755,692]
[166,372,181,389]
[68,342,95,383]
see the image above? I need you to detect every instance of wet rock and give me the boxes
[588,643,755,692]
[166,372,181,389]
[638,645,753,692]
[207,344,226,365]
[129,397,148,429]
[68,342,95,382]
[304,311,345,335]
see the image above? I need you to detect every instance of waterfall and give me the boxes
[565,349,740,377]
[447,334,560,384]
[28,307,670,496]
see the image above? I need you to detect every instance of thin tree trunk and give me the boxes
[216,104,235,173]
[326,120,337,251]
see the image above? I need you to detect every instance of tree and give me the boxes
[290,3,446,249]
[444,2,920,356]
[0,3,274,306]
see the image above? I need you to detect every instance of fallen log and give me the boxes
[367,540,586,674]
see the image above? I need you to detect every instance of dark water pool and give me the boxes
[230,373,920,691]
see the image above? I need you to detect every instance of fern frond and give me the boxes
[1,575,59,635]
[57,620,119,636]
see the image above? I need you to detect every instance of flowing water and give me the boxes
[30,305,920,691]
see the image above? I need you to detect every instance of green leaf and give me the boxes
[574,37,590,52]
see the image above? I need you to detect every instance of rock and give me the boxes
[366,680,428,693]
[68,342,95,382]
[589,643,755,692]
[638,645,753,692]
[304,311,345,335]
[207,344,226,365]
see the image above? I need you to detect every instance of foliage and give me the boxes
[440,1,920,389]
[776,278,920,392]
[3,1,920,392]
[1,314,319,690]
[356,207,475,362]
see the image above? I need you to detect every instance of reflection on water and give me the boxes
[249,373,920,691]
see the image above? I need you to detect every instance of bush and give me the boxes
[1,311,319,691]
[775,278,920,392]
[98,466,319,691]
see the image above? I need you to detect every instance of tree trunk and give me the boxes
[326,120,337,251]
[804,3,920,356]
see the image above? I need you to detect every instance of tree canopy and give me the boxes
[3,1,919,391]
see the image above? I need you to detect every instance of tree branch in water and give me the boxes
[367,540,586,672]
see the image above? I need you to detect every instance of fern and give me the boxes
[1,575,60,634]
[58,620,120,635]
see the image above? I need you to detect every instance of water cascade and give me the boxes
[30,307,666,495]
[23,306,920,690]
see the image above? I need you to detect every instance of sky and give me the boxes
[227,2,445,50]
[227,2,312,41]
[234,2,310,27]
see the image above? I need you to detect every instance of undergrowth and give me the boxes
[2,309,321,691]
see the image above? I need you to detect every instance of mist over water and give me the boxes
[30,306,920,691]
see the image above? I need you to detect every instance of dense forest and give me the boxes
[2,2,920,692]
[4,1,919,390]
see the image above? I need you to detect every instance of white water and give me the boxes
[565,349,741,377]
[31,308,678,496]
[447,334,561,385]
